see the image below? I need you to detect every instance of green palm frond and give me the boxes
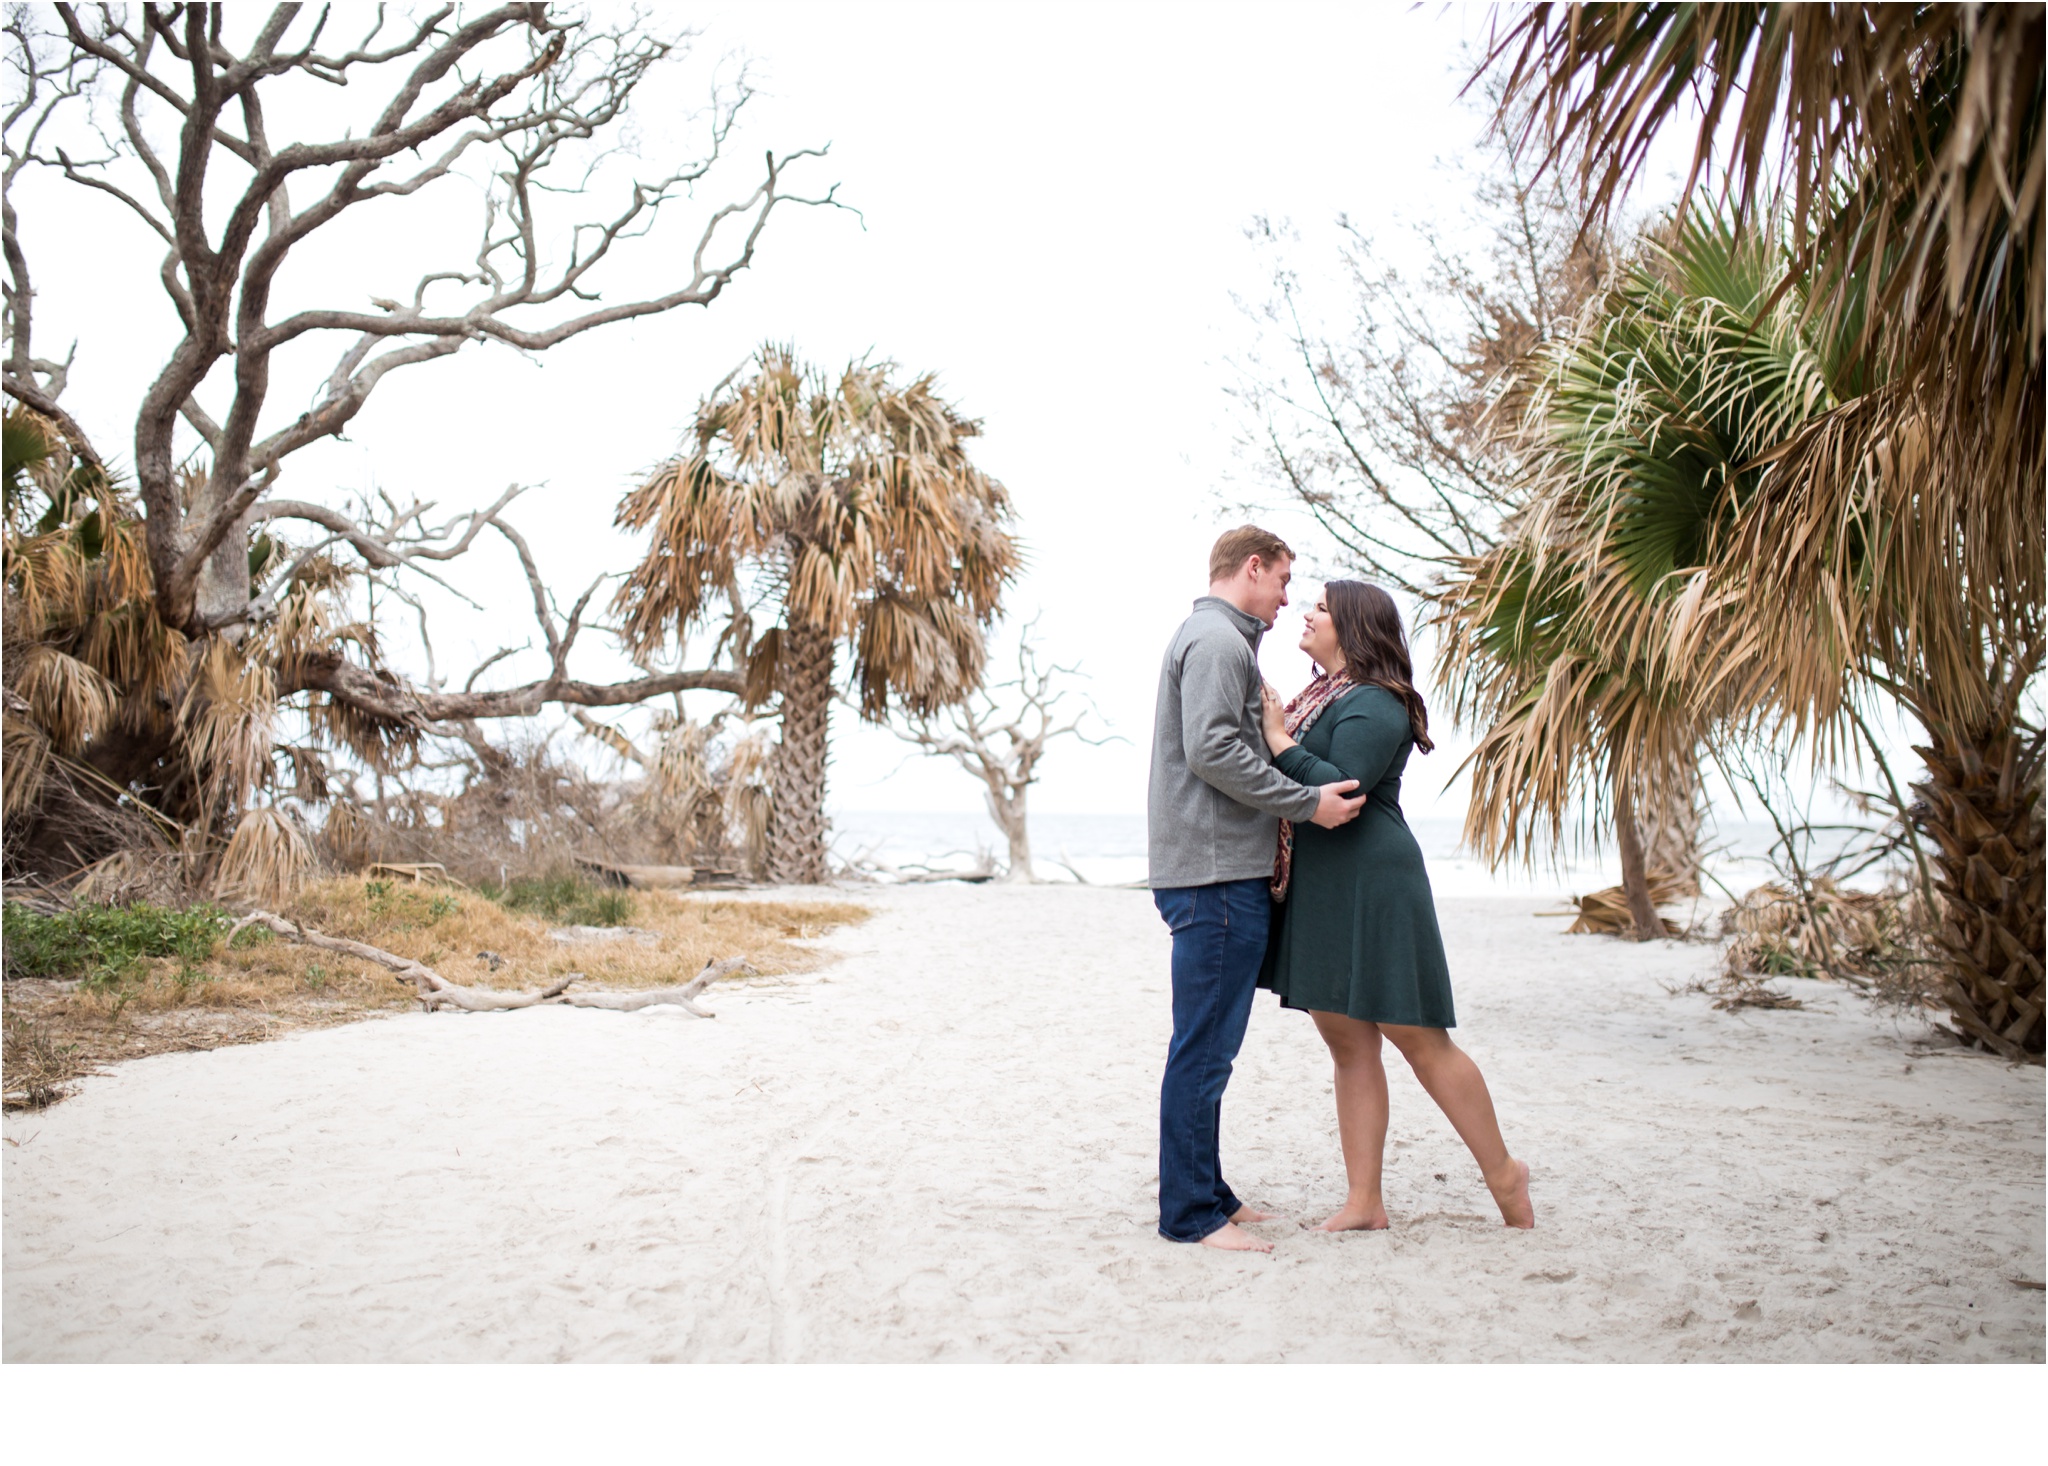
[1439,202,1875,864]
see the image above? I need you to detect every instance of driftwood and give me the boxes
[229,912,747,1017]
[556,958,751,1016]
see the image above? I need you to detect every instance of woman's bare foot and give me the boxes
[1488,1158,1535,1229]
[1230,1204,1280,1224]
[1199,1221,1274,1253]
[1315,1201,1389,1232]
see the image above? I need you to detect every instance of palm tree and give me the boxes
[613,346,1022,884]
[1441,211,1854,939]
[1483,4,2043,1057]
[3,407,335,896]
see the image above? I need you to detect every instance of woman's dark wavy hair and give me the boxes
[1323,580,1434,753]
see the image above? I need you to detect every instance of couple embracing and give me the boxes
[1147,525,1535,1251]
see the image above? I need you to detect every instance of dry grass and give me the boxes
[2,878,870,1109]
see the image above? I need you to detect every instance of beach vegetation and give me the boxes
[0,9,839,900]
[2,901,231,989]
[613,345,1023,884]
[484,872,637,928]
[1437,205,1861,938]
[1232,94,1709,903]
[1,881,870,1110]
[566,711,778,884]
[1476,3,2043,1058]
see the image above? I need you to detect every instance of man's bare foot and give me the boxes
[1199,1221,1274,1253]
[1315,1202,1389,1232]
[1488,1158,1535,1229]
[1229,1204,1280,1224]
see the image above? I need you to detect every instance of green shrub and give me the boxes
[355,880,464,931]
[2,902,231,990]
[483,872,635,927]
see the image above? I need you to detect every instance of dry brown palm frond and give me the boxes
[2,712,53,820]
[1708,378,2043,739]
[719,723,776,872]
[215,805,316,904]
[1722,877,1941,1008]
[307,692,421,772]
[11,644,117,755]
[652,717,712,807]
[318,798,372,869]
[179,637,279,816]
[1484,3,2045,733]
[613,343,1020,671]
[4,533,83,631]
[1566,871,1691,937]
[1487,5,2041,353]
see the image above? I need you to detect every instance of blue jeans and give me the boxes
[1153,879,1270,1243]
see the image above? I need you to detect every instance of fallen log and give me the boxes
[574,859,697,890]
[231,911,581,1011]
[556,957,752,1017]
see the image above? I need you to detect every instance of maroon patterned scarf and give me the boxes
[1270,669,1357,902]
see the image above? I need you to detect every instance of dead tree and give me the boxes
[0,5,846,881]
[890,625,1120,883]
[5,2,839,675]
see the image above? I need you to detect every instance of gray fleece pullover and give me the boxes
[1147,596,1323,888]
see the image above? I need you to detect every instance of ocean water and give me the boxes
[826,809,1890,902]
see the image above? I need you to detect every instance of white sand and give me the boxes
[4,885,2041,1362]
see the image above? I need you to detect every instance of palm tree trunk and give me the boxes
[766,623,834,885]
[1612,773,1663,942]
[1640,758,1703,896]
[1914,714,2046,1062]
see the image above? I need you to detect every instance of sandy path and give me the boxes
[5,886,2041,1362]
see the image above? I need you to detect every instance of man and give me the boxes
[1148,525,1366,1252]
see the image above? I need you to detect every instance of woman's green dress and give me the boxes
[1259,684,1456,1028]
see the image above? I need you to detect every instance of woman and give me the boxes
[1259,580,1534,1231]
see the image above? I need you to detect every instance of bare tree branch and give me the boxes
[6,5,846,636]
[284,651,744,726]
[1229,96,1613,604]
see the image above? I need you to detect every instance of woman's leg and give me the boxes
[1308,1010,1390,1231]
[1378,1023,1534,1228]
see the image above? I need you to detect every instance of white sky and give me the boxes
[18,0,1933,839]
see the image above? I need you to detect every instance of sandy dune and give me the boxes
[4,884,2041,1362]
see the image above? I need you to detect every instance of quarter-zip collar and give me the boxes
[1194,594,1267,650]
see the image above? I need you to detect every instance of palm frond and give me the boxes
[613,343,1022,715]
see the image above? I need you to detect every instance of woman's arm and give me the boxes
[1273,692,1408,793]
